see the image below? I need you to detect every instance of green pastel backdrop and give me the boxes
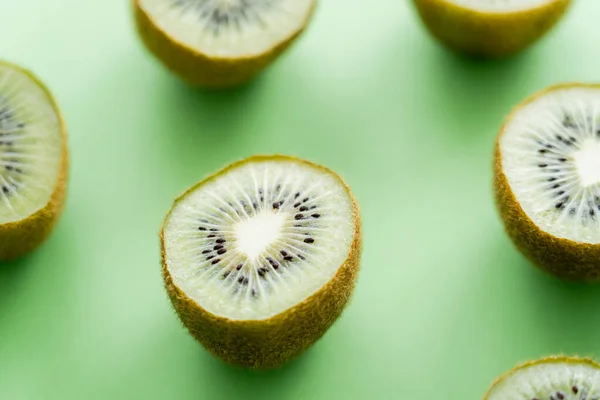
[0,0,599,398]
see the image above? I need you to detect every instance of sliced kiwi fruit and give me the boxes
[0,61,67,260]
[494,83,600,281]
[160,155,361,368]
[133,0,317,88]
[412,0,572,58]
[484,356,600,399]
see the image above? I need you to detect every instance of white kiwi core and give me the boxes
[139,0,315,58]
[501,86,600,244]
[162,158,356,321]
[486,360,600,399]
[0,64,62,224]
[448,0,554,12]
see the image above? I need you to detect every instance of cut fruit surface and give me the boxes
[0,61,67,260]
[0,65,63,223]
[500,85,600,244]
[495,84,600,281]
[139,0,315,58]
[448,0,557,12]
[133,0,317,87]
[163,156,356,320]
[161,155,361,368]
[484,357,600,400]
[412,0,572,58]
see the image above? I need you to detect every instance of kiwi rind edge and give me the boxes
[160,154,362,369]
[494,83,600,282]
[133,0,318,88]
[0,60,68,261]
[412,0,572,58]
[483,355,600,399]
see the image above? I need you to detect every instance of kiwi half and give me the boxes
[494,83,600,281]
[484,356,600,399]
[412,0,572,58]
[160,155,361,369]
[133,0,317,88]
[0,61,67,260]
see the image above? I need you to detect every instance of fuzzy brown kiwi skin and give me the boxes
[133,0,317,89]
[412,0,572,58]
[483,355,600,399]
[494,83,600,282]
[160,154,362,369]
[0,61,68,261]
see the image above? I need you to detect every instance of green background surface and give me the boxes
[0,0,599,398]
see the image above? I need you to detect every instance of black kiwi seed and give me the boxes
[238,276,244,283]
[202,249,211,254]
[312,214,320,218]
[211,258,220,265]
[538,164,548,168]
[216,238,226,244]
[297,254,306,260]
[294,202,301,208]
[299,206,308,212]
[243,277,249,285]
[258,268,267,277]
[280,250,288,256]
[198,226,207,231]
[284,256,293,261]
[294,192,300,199]
[273,202,280,209]
[210,228,218,232]
[295,214,304,220]
[304,238,315,244]
[2,186,9,194]
[207,234,216,238]
[206,255,215,260]
[214,244,224,250]
[236,264,243,270]
[223,271,230,279]
[217,248,226,255]
[572,386,578,394]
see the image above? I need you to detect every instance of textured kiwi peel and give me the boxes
[412,0,572,58]
[160,154,362,369]
[133,0,317,89]
[0,61,68,261]
[483,355,600,399]
[494,83,600,282]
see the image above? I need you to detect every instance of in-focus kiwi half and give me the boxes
[133,0,317,88]
[412,0,572,58]
[484,356,600,399]
[160,155,362,369]
[0,61,67,260]
[495,83,600,281]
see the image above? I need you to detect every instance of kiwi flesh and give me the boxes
[484,356,600,399]
[412,0,572,58]
[133,0,317,88]
[0,61,68,260]
[494,83,600,281]
[160,155,361,369]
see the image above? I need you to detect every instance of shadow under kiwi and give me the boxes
[521,259,600,357]
[198,346,316,400]
[143,72,266,186]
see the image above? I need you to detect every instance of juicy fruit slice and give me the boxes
[134,0,317,88]
[484,356,600,400]
[495,84,600,281]
[412,0,572,58]
[0,61,67,260]
[161,155,361,368]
